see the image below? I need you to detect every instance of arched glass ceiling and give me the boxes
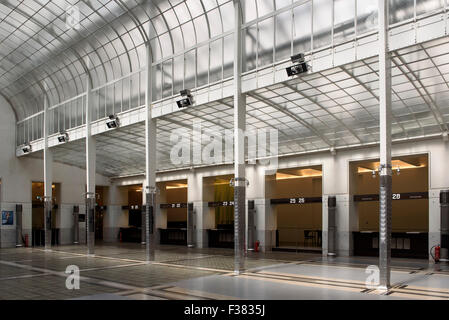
[0,0,443,123]
[1,0,242,120]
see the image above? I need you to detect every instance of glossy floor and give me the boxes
[0,243,448,300]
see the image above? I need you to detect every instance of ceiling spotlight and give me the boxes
[21,144,32,154]
[106,114,120,129]
[57,131,69,143]
[176,89,194,108]
[396,166,400,175]
[286,53,308,77]
[443,131,448,142]
[372,170,376,178]
[330,147,336,156]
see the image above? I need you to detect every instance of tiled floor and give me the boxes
[0,243,448,300]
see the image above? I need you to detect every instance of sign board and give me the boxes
[270,197,323,205]
[208,201,235,207]
[353,192,428,202]
[160,203,188,209]
[2,211,14,225]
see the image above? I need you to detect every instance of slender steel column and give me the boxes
[73,205,79,244]
[440,190,449,261]
[16,204,23,247]
[85,71,96,255]
[43,89,53,251]
[327,196,337,256]
[233,0,246,274]
[378,0,393,290]
[145,42,157,262]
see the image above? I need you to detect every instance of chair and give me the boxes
[304,230,314,248]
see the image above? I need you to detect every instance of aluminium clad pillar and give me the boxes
[73,205,79,244]
[43,89,53,251]
[441,190,449,261]
[233,0,246,274]
[327,196,337,256]
[145,42,157,262]
[85,72,96,255]
[378,0,393,290]
[16,204,23,247]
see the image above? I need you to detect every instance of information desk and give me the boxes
[159,221,187,245]
[208,224,234,248]
[353,231,428,259]
[119,227,141,243]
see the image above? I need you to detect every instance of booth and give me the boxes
[351,155,429,259]
[267,166,323,253]
[158,180,188,245]
[31,182,60,246]
[204,175,235,248]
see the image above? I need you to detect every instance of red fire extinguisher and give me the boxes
[255,240,260,252]
[431,244,440,263]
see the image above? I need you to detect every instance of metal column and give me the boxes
[233,0,246,274]
[327,196,337,256]
[85,70,96,256]
[145,40,157,262]
[141,206,146,245]
[378,0,393,290]
[73,205,79,244]
[16,204,23,247]
[440,190,449,262]
[187,203,195,248]
[247,200,256,251]
[43,87,53,251]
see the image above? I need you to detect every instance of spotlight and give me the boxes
[372,170,376,178]
[21,144,31,153]
[443,131,448,142]
[57,132,69,143]
[330,147,336,156]
[176,89,193,108]
[106,114,120,129]
[286,53,308,77]
[396,166,400,176]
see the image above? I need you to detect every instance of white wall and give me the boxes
[0,97,110,247]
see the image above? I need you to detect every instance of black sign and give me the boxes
[208,201,234,207]
[353,192,428,202]
[160,203,188,209]
[270,197,322,205]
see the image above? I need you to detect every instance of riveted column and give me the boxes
[144,39,157,262]
[43,88,53,251]
[233,0,246,274]
[378,0,392,290]
[85,70,96,256]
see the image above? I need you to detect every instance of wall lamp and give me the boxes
[21,144,32,154]
[57,131,69,143]
[176,89,194,108]
[106,114,120,129]
[286,53,308,77]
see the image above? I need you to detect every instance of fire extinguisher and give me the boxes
[430,244,441,263]
[255,240,260,252]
